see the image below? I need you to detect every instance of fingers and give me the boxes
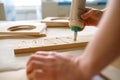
[27,51,58,75]
[27,60,45,74]
[27,69,56,80]
[36,51,51,56]
[81,9,103,20]
[85,7,92,12]
[26,52,57,80]
[26,51,81,80]
[81,9,103,26]
[35,51,56,56]
[27,69,45,80]
[27,56,56,73]
[81,10,93,20]
[81,7,93,19]
[27,51,56,65]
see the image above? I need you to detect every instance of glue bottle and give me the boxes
[69,0,86,41]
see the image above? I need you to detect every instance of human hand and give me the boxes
[26,51,91,80]
[81,7,103,26]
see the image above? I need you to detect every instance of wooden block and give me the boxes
[0,34,46,39]
[93,74,109,80]
[41,17,69,27]
[0,22,47,38]
[111,57,120,69]
[14,36,90,54]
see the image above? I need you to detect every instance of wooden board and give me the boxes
[0,34,46,39]
[111,57,120,69]
[14,36,90,54]
[0,22,47,38]
[41,17,69,27]
[93,74,109,80]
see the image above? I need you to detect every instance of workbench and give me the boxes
[0,21,120,80]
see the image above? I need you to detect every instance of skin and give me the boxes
[26,0,120,80]
[81,7,104,26]
[27,52,87,80]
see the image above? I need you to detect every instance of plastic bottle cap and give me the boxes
[71,26,81,32]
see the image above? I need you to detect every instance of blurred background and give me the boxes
[0,0,107,21]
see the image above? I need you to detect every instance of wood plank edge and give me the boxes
[14,42,88,54]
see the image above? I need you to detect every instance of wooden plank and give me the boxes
[111,57,120,69]
[0,34,46,39]
[99,73,109,80]
[0,22,47,36]
[41,17,69,27]
[14,36,90,54]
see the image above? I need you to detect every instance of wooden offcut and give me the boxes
[14,36,90,54]
[41,17,69,27]
[0,22,47,38]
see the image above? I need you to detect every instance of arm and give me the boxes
[26,1,120,80]
[80,0,120,78]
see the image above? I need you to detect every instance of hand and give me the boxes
[81,7,103,26]
[26,51,91,80]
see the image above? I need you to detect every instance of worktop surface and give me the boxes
[0,21,120,80]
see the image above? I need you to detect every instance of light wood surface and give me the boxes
[41,17,69,27]
[111,57,120,69]
[0,69,110,80]
[0,21,120,80]
[14,36,89,54]
[0,22,47,38]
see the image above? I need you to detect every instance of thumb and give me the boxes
[81,10,92,20]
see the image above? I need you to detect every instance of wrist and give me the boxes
[77,56,95,80]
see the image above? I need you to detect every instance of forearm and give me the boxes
[80,0,120,78]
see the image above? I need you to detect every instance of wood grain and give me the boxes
[0,22,47,37]
[14,36,91,54]
[41,17,69,27]
[0,69,109,80]
[111,57,120,69]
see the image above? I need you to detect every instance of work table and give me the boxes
[0,21,120,80]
